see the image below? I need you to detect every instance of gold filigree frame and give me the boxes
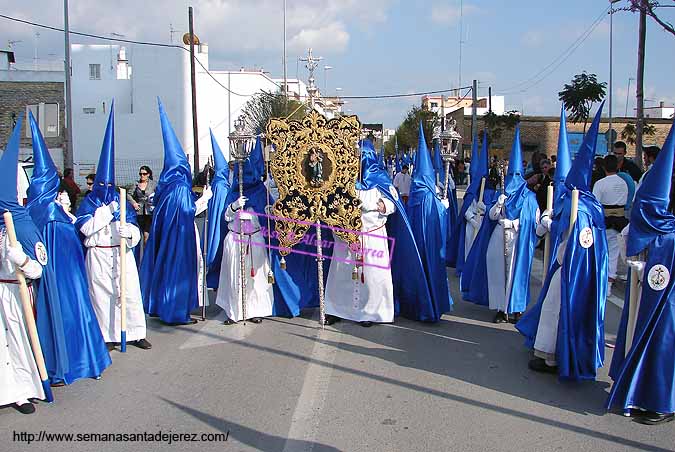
[266,110,362,255]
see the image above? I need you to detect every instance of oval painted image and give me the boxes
[302,146,333,189]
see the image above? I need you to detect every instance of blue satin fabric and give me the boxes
[460,188,499,303]
[75,105,137,229]
[607,234,675,413]
[206,130,232,289]
[358,141,434,321]
[626,118,675,257]
[141,100,198,324]
[448,130,486,272]
[499,125,538,309]
[406,124,453,320]
[0,114,43,258]
[607,120,675,413]
[26,113,111,384]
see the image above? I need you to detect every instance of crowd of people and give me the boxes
[1,101,674,428]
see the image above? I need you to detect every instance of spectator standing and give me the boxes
[84,173,95,196]
[393,164,412,205]
[127,166,156,244]
[526,158,553,212]
[613,141,642,182]
[59,168,81,212]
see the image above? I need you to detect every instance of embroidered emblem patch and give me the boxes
[647,264,669,291]
[35,242,48,266]
[579,227,594,249]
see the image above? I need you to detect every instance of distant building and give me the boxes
[70,42,308,184]
[644,101,675,120]
[0,50,65,167]
[422,94,506,116]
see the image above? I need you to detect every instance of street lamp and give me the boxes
[228,115,255,324]
[608,0,621,150]
[323,65,333,94]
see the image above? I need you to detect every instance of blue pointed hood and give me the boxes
[0,114,43,259]
[76,103,136,225]
[27,111,71,228]
[628,117,675,256]
[91,103,117,205]
[505,124,525,196]
[411,122,436,193]
[358,139,391,190]
[209,128,230,183]
[565,102,604,192]
[466,130,489,198]
[554,104,572,201]
[157,98,192,191]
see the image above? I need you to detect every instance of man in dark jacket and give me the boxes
[613,141,642,182]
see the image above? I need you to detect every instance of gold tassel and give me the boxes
[280,257,287,270]
[267,270,275,285]
[352,266,358,280]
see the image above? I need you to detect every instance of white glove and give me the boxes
[497,194,507,206]
[469,216,482,230]
[264,205,274,216]
[441,199,450,209]
[201,186,213,202]
[627,259,646,280]
[540,216,553,231]
[540,209,552,220]
[7,244,28,266]
[107,201,119,215]
[230,196,248,212]
[476,201,486,215]
[118,224,133,239]
[56,191,71,212]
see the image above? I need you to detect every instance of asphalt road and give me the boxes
[2,264,674,452]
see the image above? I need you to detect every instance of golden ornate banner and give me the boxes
[266,110,362,255]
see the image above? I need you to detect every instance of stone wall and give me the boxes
[0,81,66,154]
[460,114,672,162]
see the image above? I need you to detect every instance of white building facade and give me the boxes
[71,43,302,184]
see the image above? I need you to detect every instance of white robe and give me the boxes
[463,200,483,260]
[486,203,519,312]
[0,229,45,405]
[79,206,146,343]
[325,188,396,323]
[216,207,274,321]
[534,233,568,362]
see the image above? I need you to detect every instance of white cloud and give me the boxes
[288,22,350,54]
[431,2,479,26]
[521,30,544,48]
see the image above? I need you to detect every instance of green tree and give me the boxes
[483,110,520,143]
[558,72,607,133]
[240,91,308,134]
[387,106,438,156]
[620,121,656,146]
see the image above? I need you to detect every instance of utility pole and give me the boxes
[188,6,200,178]
[64,0,74,170]
[608,0,620,150]
[488,86,492,113]
[635,3,646,169]
[469,79,477,162]
[283,0,288,111]
[458,0,464,93]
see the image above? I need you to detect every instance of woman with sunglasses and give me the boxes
[127,166,156,243]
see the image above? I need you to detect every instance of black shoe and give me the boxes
[493,311,509,324]
[14,402,35,414]
[250,317,263,324]
[528,358,558,374]
[132,338,152,350]
[50,381,65,388]
[165,318,198,326]
[509,312,523,324]
[633,412,675,425]
[106,342,116,352]
[223,319,237,325]
[325,315,341,325]
[360,321,373,327]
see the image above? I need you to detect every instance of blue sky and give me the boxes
[1,0,673,128]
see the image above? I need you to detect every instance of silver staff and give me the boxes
[201,156,213,321]
[228,116,255,324]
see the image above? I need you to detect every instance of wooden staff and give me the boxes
[499,163,509,300]
[119,189,128,352]
[567,189,579,238]
[625,251,645,355]
[542,184,554,285]
[473,177,486,241]
[3,211,54,402]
